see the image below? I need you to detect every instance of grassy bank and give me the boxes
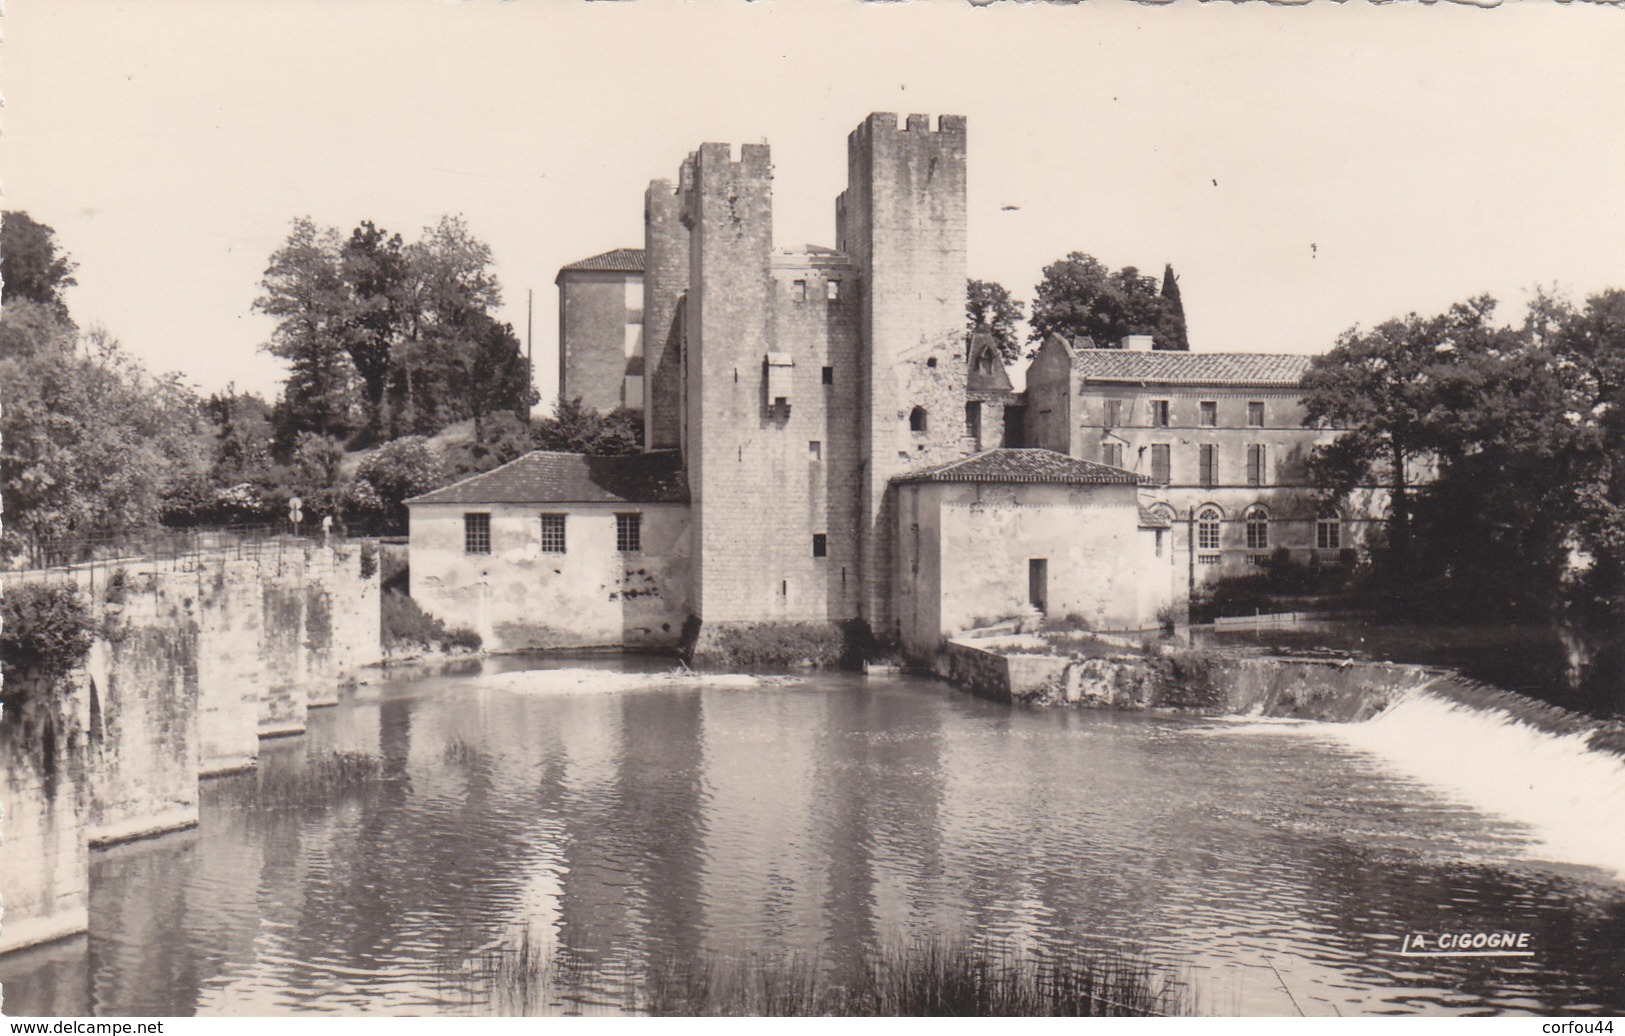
[455,929,1191,1017]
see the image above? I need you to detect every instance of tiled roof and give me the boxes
[1072,349,1313,387]
[1138,505,1172,529]
[558,248,645,274]
[407,450,688,506]
[892,448,1146,486]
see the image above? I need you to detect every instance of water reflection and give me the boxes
[2,659,1622,1016]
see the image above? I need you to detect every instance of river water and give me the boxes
[3,655,1623,1017]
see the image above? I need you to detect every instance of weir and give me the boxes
[945,637,1625,878]
[0,540,381,955]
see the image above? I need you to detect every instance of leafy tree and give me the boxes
[255,218,357,441]
[339,221,409,435]
[441,410,535,479]
[533,397,643,456]
[1157,263,1189,351]
[1301,298,1509,565]
[1,211,78,316]
[0,319,209,559]
[354,435,445,534]
[1028,252,1171,351]
[966,279,1024,365]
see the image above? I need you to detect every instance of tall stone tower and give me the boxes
[836,113,970,637]
[643,180,687,452]
[678,143,778,623]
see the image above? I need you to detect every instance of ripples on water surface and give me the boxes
[3,655,1623,1016]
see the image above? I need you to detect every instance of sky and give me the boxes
[5,0,1624,405]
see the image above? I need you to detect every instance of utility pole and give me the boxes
[525,287,534,424]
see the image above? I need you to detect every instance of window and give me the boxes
[1151,400,1170,427]
[1154,529,1165,558]
[616,513,641,553]
[464,513,490,555]
[1104,399,1122,428]
[1102,442,1124,468]
[1151,443,1171,484]
[822,366,834,385]
[1200,401,1217,427]
[1197,506,1222,552]
[1317,516,1342,551]
[966,401,982,444]
[809,440,822,460]
[909,406,928,433]
[927,356,938,368]
[540,513,567,554]
[826,280,841,301]
[1245,507,1269,550]
[813,534,827,558]
[1199,444,1218,487]
[1248,401,1265,428]
[977,352,995,375]
[1247,444,1267,487]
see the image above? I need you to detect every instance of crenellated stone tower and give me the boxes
[836,113,970,637]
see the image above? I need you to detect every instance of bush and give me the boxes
[382,589,479,655]
[1,582,97,690]
[689,621,847,670]
[358,541,379,580]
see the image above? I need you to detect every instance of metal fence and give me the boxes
[4,523,349,579]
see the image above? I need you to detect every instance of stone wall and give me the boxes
[410,502,691,651]
[85,572,200,846]
[0,673,90,954]
[944,638,1435,720]
[897,480,1169,659]
[837,113,969,636]
[644,179,687,451]
[558,269,643,413]
[0,540,381,955]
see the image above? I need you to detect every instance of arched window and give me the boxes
[978,351,995,375]
[909,406,928,433]
[1196,505,1222,563]
[1245,506,1270,551]
[1149,503,1176,526]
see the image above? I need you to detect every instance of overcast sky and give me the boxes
[6,1,1624,403]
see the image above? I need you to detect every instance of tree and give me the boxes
[1302,298,1506,565]
[0,318,210,559]
[533,397,643,456]
[1,211,78,316]
[1157,263,1190,351]
[354,436,446,534]
[966,279,1024,365]
[339,221,409,436]
[1028,252,1170,351]
[255,218,357,441]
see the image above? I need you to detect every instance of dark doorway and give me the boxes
[1028,558,1048,613]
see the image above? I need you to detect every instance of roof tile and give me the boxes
[407,450,688,506]
[559,248,646,274]
[892,448,1146,486]
[1072,349,1313,387]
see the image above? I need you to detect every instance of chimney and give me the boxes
[1122,334,1154,352]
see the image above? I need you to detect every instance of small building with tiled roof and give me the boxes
[406,450,692,653]
[556,249,648,415]
[892,447,1179,657]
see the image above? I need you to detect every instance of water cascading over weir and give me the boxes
[944,639,1625,878]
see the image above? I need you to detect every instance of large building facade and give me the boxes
[411,113,1182,658]
[1023,334,1388,586]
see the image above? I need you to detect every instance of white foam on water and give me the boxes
[1326,687,1625,879]
[480,668,803,696]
